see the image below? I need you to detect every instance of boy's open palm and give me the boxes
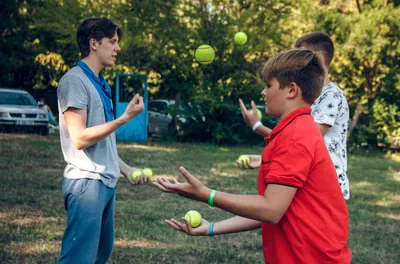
[153,166,208,202]
[124,94,144,119]
[239,98,260,127]
[165,217,210,236]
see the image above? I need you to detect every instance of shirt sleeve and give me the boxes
[264,140,313,188]
[312,90,342,127]
[57,75,88,114]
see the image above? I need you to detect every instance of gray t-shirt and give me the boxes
[57,66,120,188]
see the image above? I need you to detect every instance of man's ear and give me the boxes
[89,38,98,51]
[287,82,300,99]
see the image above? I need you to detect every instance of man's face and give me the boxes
[261,78,287,118]
[96,32,121,67]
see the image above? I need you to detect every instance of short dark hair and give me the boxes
[263,49,325,105]
[77,17,123,58]
[294,32,334,67]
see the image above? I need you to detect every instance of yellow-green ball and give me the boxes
[195,45,215,65]
[249,109,262,119]
[237,155,250,165]
[234,32,247,45]
[142,168,153,178]
[184,210,202,228]
[131,170,142,181]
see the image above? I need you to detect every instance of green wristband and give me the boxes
[208,189,217,207]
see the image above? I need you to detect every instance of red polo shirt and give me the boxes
[258,107,351,264]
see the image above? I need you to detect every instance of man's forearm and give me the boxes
[74,116,129,150]
[118,157,132,177]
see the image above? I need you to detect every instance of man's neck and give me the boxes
[81,57,103,77]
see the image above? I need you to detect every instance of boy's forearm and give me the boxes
[214,216,261,235]
[205,191,278,224]
[254,125,272,137]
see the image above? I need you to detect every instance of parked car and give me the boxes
[148,99,175,136]
[147,99,205,137]
[0,88,49,135]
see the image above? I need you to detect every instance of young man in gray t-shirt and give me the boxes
[57,17,147,263]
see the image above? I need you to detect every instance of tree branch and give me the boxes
[356,0,362,13]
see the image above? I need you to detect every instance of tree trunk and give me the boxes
[347,100,363,143]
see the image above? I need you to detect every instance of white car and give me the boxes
[0,88,49,135]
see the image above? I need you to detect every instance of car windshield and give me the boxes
[0,91,37,106]
[177,104,201,112]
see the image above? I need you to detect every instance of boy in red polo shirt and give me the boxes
[153,49,351,264]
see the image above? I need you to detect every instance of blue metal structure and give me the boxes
[115,74,148,142]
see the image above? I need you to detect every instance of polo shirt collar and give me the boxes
[264,107,311,143]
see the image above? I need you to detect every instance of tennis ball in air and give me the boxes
[195,45,215,65]
[184,210,202,228]
[249,109,262,119]
[131,170,142,181]
[142,168,153,178]
[234,32,247,45]
[237,155,250,165]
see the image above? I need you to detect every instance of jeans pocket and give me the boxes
[62,177,91,197]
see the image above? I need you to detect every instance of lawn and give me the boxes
[0,133,399,264]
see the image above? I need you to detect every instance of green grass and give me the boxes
[0,134,399,263]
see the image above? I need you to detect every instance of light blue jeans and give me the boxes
[58,177,116,264]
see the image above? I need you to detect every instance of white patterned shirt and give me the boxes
[311,82,350,199]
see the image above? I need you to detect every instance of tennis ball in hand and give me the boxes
[237,155,250,165]
[234,32,247,45]
[195,45,215,65]
[142,168,153,178]
[249,109,262,119]
[184,210,202,228]
[131,170,142,181]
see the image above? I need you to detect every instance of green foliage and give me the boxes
[0,0,399,146]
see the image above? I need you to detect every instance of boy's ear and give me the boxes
[287,82,300,99]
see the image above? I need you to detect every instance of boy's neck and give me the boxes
[81,57,103,77]
[280,102,310,120]
[324,74,331,86]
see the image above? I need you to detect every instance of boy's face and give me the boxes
[94,32,121,68]
[261,78,287,118]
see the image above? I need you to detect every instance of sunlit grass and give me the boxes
[0,133,399,263]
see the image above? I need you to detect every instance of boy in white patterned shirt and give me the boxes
[240,32,350,199]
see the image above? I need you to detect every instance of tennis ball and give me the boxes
[195,45,215,65]
[184,210,202,228]
[249,109,262,119]
[234,32,247,45]
[142,168,153,178]
[131,170,142,181]
[237,155,250,165]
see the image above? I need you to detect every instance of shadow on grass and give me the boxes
[0,134,399,264]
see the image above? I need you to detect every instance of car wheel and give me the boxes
[168,121,176,134]
[39,126,49,135]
